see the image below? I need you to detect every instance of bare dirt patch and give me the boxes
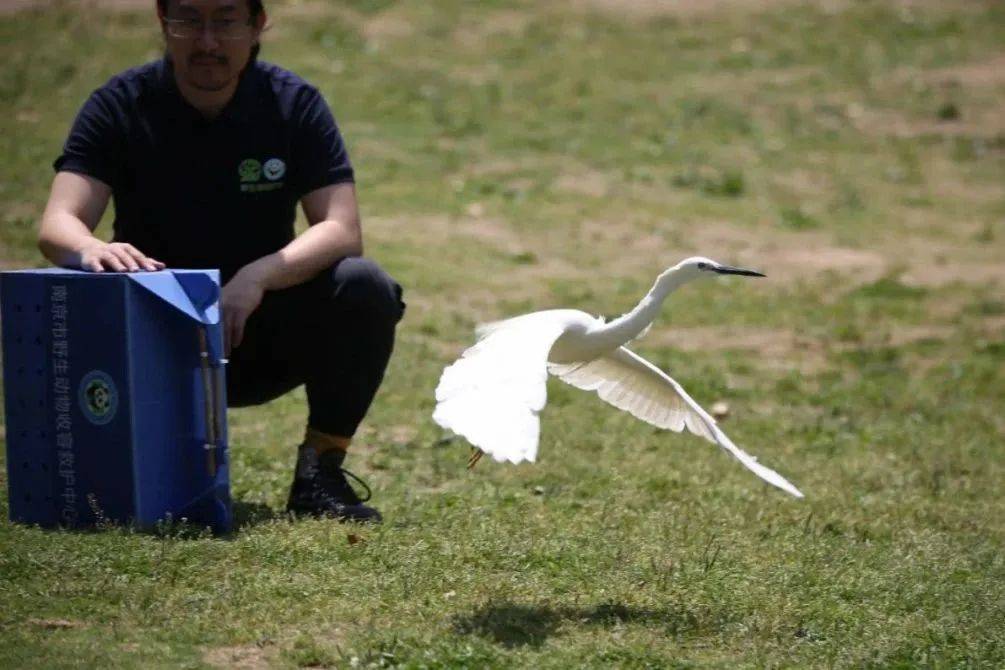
[921,53,1005,90]
[590,209,1003,293]
[771,169,833,200]
[571,217,936,290]
[900,257,1005,288]
[203,644,274,670]
[680,220,1005,289]
[648,325,829,373]
[27,618,85,629]
[565,0,841,19]
[681,66,823,100]
[645,314,1004,376]
[553,170,612,198]
[456,9,531,44]
[367,213,582,322]
[851,104,1005,140]
[668,221,890,284]
[857,51,1005,139]
[565,0,998,20]
[362,12,415,42]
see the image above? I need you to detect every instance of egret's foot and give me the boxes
[286,450,382,523]
[467,448,484,469]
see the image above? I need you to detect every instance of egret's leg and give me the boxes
[467,448,484,469]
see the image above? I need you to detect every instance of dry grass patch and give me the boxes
[565,0,843,20]
[649,316,1003,378]
[453,9,531,48]
[368,214,530,256]
[682,66,823,97]
[0,0,148,13]
[370,213,588,324]
[851,104,1005,140]
[649,326,830,373]
[681,219,1004,289]
[906,52,1005,90]
[362,11,416,42]
[771,168,834,200]
[682,221,888,283]
[924,154,1005,204]
[854,50,1005,139]
[566,0,1000,21]
[900,257,1005,288]
[552,170,612,198]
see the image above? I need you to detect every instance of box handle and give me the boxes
[196,326,219,476]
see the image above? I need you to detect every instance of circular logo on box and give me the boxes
[78,371,118,425]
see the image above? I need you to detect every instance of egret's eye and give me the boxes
[697,262,708,270]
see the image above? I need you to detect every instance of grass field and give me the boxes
[2,0,1004,667]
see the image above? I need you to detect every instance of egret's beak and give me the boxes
[713,265,765,277]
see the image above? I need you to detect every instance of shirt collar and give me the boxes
[158,56,260,126]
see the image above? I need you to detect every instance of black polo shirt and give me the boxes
[54,58,355,282]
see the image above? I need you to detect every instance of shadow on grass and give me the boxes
[139,499,281,538]
[7,500,297,538]
[453,601,707,648]
[232,500,280,530]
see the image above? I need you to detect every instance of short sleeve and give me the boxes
[290,88,355,197]
[53,89,126,190]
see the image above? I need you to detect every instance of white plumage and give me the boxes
[433,256,804,498]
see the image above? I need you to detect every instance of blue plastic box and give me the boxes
[1,268,231,533]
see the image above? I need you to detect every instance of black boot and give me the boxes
[286,448,382,523]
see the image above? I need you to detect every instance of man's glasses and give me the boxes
[163,18,254,41]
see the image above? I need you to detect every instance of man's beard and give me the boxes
[188,53,231,91]
[189,76,231,92]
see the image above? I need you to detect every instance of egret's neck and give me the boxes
[594,268,690,347]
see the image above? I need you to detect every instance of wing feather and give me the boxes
[550,347,803,497]
[434,313,575,464]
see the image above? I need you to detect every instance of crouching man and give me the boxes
[38,0,404,522]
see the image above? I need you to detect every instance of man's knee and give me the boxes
[329,257,404,323]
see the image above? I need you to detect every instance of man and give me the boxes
[37,0,404,523]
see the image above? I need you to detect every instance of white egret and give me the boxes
[433,256,804,498]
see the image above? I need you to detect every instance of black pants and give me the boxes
[225,257,404,438]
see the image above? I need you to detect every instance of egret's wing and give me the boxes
[434,313,574,464]
[549,348,804,497]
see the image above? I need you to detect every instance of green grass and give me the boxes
[2,0,1005,667]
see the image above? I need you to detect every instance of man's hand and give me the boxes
[79,240,165,273]
[38,172,168,272]
[221,266,268,355]
[216,182,363,355]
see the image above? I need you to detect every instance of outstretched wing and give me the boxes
[434,312,576,464]
[549,347,804,497]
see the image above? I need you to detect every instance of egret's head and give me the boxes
[675,256,766,280]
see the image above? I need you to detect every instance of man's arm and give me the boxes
[221,181,362,353]
[38,171,164,272]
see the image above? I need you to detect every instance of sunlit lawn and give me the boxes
[1,1,1003,667]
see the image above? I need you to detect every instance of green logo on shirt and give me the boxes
[238,157,285,193]
[238,159,261,183]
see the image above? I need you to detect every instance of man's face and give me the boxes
[159,0,265,93]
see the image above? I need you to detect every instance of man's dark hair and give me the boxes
[156,0,265,16]
[157,0,266,61]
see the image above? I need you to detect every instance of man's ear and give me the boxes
[155,0,168,35]
[254,10,268,34]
